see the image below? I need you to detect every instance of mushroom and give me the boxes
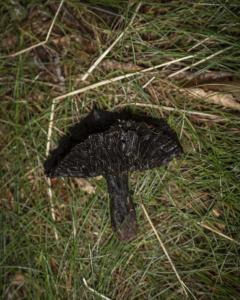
[44,109,183,241]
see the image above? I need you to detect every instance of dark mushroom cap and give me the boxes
[44,109,183,178]
[44,108,183,241]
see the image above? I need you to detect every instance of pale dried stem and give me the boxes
[83,278,112,300]
[198,222,240,245]
[169,47,232,78]
[46,99,57,156]
[46,99,59,241]
[116,102,223,120]
[81,2,142,81]
[53,55,194,101]
[53,47,231,101]
[140,203,190,298]
[143,76,156,88]
[187,37,211,52]
[181,88,240,111]
[2,0,64,58]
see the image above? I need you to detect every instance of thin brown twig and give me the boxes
[53,55,194,101]
[46,99,59,241]
[140,203,190,298]
[81,2,142,81]
[2,0,64,58]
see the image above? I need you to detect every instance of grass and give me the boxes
[1,0,240,299]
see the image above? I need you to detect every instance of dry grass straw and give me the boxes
[53,55,194,101]
[169,47,232,78]
[2,0,64,58]
[4,0,66,241]
[140,203,194,299]
[83,278,112,300]
[53,46,231,102]
[198,222,240,245]
[116,102,223,120]
[45,99,59,241]
[81,2,142,81]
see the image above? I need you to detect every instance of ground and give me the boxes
[1,1,240,299]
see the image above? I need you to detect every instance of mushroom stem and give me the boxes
[106,173,137,241]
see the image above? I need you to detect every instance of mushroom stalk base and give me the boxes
[106,173,137,241]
